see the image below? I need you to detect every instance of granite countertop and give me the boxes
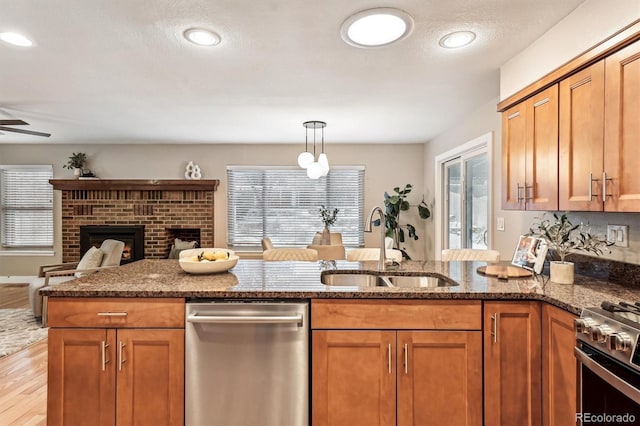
[39,259,640,315]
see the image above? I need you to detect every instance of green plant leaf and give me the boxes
[418,202,431,219]
[400,200,410,211]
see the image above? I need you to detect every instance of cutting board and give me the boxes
[477,265,532,279]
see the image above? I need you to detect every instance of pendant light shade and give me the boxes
[297,151,314,169]
[307,162,323,179]
[318,153,330,176]
[299,121,329,178]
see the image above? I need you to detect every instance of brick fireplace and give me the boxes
[50,179,219,263]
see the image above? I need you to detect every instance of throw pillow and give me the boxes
[75,246,104,278]
[174,238,198,250]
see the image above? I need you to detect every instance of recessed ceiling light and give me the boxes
[183,28,221,46]
[340,8,414,48]
[0,32,34,47]
[439,31,476,49]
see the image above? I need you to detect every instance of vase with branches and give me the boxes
[527,212,611,283]
[318,205,339,245]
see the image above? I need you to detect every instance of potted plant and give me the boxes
[527,212,611,284]
[373,184,431,259]
[318,205,339,245]
[63,152,87,177]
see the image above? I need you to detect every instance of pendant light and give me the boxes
[299,121,329,179]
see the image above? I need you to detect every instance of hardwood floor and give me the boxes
[0,284,47,425]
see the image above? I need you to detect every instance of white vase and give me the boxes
[550,261,574,284]
[73,168,81,178]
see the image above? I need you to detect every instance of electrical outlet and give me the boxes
[497,217,505,232]
[607,225,629,248]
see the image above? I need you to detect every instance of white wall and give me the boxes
[501,0,640,99]
[0,143,426,275]
[424,97,539,261]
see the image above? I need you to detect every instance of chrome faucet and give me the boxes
[364,206,387,272]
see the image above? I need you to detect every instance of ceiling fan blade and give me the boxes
[0,119,29,126]
[0,126,51,137]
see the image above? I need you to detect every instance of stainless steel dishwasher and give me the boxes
[185,300,309,426]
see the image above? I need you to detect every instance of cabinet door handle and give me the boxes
[387,343,392,375]
[491,313,498,343]
[101,341,110,371]
[118,341,126,371]
[403,343,408,375]
[97,312,128,317]
[603,172,613,201]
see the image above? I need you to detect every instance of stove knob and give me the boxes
[609,332,632,352]
[591,325,611,343]
[574,317,596,334]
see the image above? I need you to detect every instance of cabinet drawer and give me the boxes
[311,299,481,330]
[47,297,185,328]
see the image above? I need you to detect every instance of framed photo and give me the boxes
[511,235,548,274]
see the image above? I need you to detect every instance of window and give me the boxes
[227,166,364,249]
[0,165,54,248]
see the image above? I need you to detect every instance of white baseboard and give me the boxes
[0,276,36,284]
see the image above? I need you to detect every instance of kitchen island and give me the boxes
[41,259,640,426]
[40,258,640,314]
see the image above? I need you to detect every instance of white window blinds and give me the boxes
[1,165,54,248]
[227,166,365,248]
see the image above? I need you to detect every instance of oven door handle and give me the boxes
[575,347,640,405]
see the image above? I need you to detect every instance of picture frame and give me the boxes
[511,235,548,274]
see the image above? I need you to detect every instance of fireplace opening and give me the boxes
[80,225,145,265]
[166,228,201,258]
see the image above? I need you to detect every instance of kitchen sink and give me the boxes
[321,273,458,288]
[321,273,392,287]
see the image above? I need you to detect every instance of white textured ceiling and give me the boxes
[0,0,583,145]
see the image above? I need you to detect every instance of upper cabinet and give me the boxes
[559,61,605,211]
[603,41,640,211]
[559,41,640,212]
[500,23,640,213]
[502,85,559,210]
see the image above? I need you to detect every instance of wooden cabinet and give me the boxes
[502,84,559,210]
[559,61,606,211]
[47,298,185,426]
[484,301,542,426]
[604,41,640,211]
[312,300,482,426]
[542,304,577,426]
[559,42,640,213]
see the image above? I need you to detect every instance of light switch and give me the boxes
[607,225,629,248]
[496,217,505,232]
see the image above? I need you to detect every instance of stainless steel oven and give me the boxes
[575,302,640,425]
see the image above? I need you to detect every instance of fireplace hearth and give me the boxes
[80,225,145,264]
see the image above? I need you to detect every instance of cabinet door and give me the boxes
[116,329,184,426]
[484,301,542,426]
[397,331,482,426]
[502,102,527,210]
[604,41,640,212]
[313,330,396,426]
[526,85,559,211]
[542,305,577,426]
[47,328,116,426]
[559,61,605,211]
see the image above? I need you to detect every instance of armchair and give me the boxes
[29,239,125,322]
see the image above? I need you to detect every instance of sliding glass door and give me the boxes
[444,151,489,250]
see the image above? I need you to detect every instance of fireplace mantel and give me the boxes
[49,179,219,191]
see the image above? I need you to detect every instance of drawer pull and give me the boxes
[97,312,128,317]
[387,343,392,375]
[403,343,408,375]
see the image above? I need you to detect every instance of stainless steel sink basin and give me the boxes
[321,273,458,288]
[321,273,392,287]
[386,275,458,288]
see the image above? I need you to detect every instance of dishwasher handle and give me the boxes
[187,313,303,326]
